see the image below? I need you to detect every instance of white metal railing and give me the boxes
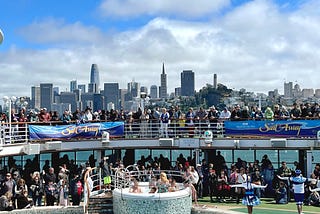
[83,165,189,213]
[0,120,225,145]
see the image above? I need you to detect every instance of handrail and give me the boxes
[1,118,320,145]
[84,167,103,213]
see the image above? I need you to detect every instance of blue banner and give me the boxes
[29,122,124,140]
[224,120,320,138]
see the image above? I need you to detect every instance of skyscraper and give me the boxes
[140,86,148,95]
[31,86,40,110]
[60,92,77,112]
[150,85,158,99]
[284,82,293,98]
[159,63,167,99]
[89,64,100,93]
[127,80,140,100]
[104,83,120,110]
[70,80,77,92]
[181,70,195,96]
[78,84,86,93]
[40,83,53,110]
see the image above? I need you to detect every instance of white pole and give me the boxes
[0,28,3,44]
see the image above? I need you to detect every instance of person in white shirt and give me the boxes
[278,169,317,214]
[219,107,231,120]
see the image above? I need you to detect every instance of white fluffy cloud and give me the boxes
[1,0,320,101]
[98,0,230,18]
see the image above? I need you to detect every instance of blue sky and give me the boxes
[0,0,320,101]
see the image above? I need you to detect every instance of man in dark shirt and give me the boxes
[290,103,301,119]
[44,167,56,185]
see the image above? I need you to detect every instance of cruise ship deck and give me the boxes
[0,119,319,176]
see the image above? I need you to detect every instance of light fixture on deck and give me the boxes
[102,131,110,144]
[234,139,240,149]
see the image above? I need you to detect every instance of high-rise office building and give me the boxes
[140,86,148,96]
[70,80,77,92]
[160,63,167,99]
[127,80,140,100]
[89,64,100,93]
[175,87,181,97]
[150,85,158,99]
[284,82,293,98]
[120,89,128,110]
[40,83,53,110]
[104,83,120,110]
[31,86,41,110]
[181,70,195,96]
[78,84,86,93]
[302,89,314,98]
[93,93,104,112]
[60,92,77,112]
[81,93,94,111]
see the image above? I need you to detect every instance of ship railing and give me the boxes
[114,164,189,192]
[1,117,320,145]
[0,120,226,144]
[123,119,225,139]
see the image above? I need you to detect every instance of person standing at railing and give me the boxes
[264,107,274,121]
[290,103,301,120]
[159,108,170,138]
[140,109,149,138]
[195,107,207,135]
[38,108,51,122]
[280,106,290,120]
[60,110,71,125]
[273,105,281,120]
[219,107,230,120]
[230,105,241,121]
[185,108,196,138]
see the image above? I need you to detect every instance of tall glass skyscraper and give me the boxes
[104,83,120,110]
[160,63,167,99]
[181,70,195,96]
[40,83,53,110]
[70,80,77,92]
[150,85,158,99]
[89,64,100,93]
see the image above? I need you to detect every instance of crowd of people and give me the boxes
[0,102,320,144]
[1,101,320,128]
[0,155,86,211]
[130,152,320,209]
[0,151,320,211]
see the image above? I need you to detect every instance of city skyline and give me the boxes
[1,1,320,100]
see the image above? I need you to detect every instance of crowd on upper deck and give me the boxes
[1,101,320,126]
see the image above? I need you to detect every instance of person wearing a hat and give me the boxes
[230,178,267,214]
[278,169,318,214]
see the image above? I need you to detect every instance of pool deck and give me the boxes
[192,205,243,214]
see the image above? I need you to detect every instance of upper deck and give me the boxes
[0,118,319,158]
